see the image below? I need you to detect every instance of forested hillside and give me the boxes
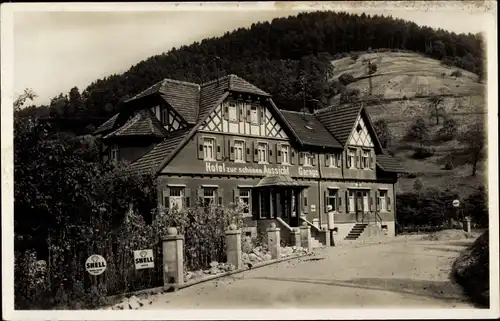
[19,10,484,134]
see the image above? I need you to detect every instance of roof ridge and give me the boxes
[200,74,230,87]
[104,112,141,138]
[162,78,200,88]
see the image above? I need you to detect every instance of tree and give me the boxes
[68,87,84,117]
[373,119,392,149]
[459,122,485,176]
[405,118,429,146]
[450,70,462,79]
[436,117,458,142]
[14,88,37,111]
[428,95,445,125]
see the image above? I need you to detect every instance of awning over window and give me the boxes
[254,175,310,188]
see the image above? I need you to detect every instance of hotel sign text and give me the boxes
[205,162,290,175]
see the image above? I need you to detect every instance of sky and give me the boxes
[8,1,497,106]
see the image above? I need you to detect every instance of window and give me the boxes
[347,149,356,169]
[238,189,251,215]
[203,188,217,207]
[281,145,290,164]
[348,190,355,213]
[228,102,237,122]
[110,145,118,162]
[234,141,244,163]
[203,138,215,161]
[304,153,313,166]
[161,107,168,125]
[378,190,388,212]
[251,105,259,124]
[362,149,370,169]
[258,142,268,163]
[326,189,338,212]
[169,187,184,210]
[327,153,341,168]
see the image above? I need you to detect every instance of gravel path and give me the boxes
[138,238,475,309]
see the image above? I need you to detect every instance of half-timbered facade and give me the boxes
[93,74,405,243]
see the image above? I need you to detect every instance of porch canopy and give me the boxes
[254,175,310,189]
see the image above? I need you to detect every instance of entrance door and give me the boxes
[355,191,364,222]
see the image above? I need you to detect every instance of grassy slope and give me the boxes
[329,51,487,197]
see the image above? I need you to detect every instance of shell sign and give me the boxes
[85,254,107,275]
[133,249,154,270]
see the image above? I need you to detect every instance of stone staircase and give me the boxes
[344,223,369,240]
[310,235,323,248]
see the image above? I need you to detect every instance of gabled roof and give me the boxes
[93,113,120,135]
[315,104,361,146]
[128,128,191,175]
[376,153,406,173]
[255,175,310,188]
[104,109,167,139]
[279,110,342,148]
[315,104,383,152]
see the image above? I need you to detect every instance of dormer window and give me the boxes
[228,102,237,122]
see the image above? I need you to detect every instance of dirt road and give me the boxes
[140,238,475,309]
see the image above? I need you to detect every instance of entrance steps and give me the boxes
[344,223,369,240]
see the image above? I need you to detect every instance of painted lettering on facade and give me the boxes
[298,167,319,178]
[205,162,290,176]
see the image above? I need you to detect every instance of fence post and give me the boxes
[267,222,281,260]
[162,227,184,290]
[463,217,471,233]
[291,228,301,247]
[225,223,242,270]
[300,222,311,252]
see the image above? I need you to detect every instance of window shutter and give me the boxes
[371,150,376,169]
[299,152,305,165]
[218,188,224,206]
[253,142,258,162]
[312,153,317,166]
[370,193,374,211]
[244,142,248,162]
[291,150,296,165]
[337,193,342,212]
[246,108,251,122]
[387,195,392,211]
[345,191,349,213]
[360,150,364,169]
[216,136,223,160]
[276,144,281,164]
[324,190,328,212]
[303,189,308,213]
[197,136,204,160]
[325,154,330,166]
[229,139,235,161]
[239,103,244,122]
[184,188,191,208]
[259,107,264,124]
[197,188,203,206]
[376,191,380,211]
[223,103,229,121]
[356,150,361,168]
[163,188,170,210]
[233,188,239,205]
[337,153,342,167]
[268,145,274,164]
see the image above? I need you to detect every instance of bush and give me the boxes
[450,70,463,79]
[350,52,359,62]
[413,179,423,191]
[412,147,435,159]
[452,231,489,307]
[338,73,355,85]
[444,159,454,170]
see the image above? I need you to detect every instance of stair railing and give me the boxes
[276,217,294,232]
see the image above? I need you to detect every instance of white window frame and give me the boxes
[203,187,217,207]
[234,140,245,163]
[238,188,251,216]
[203,137,216,161]
[348,190,355,213]
[362,149,370,169]
[304,152,313,167]
[347,149,356,169]
[379,190,388,212]
[327,153,341,168]
[250,105,259,124]
[228,102,238,122]
[169,187,184,210]
[326,189,338,212]
[161,106,169,125]
[257,142,268,164]
[281,145,290,165]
